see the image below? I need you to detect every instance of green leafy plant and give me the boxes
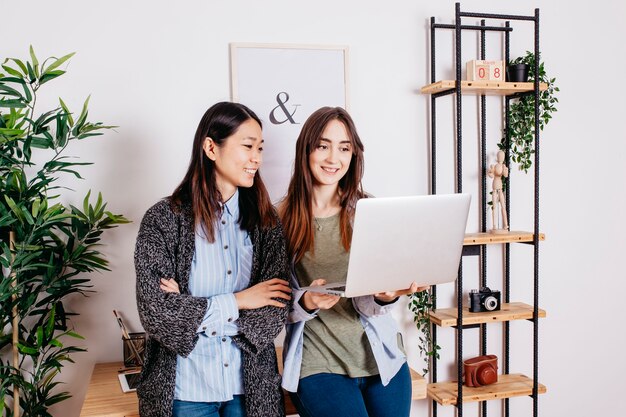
[0,47,129,417]
[408,290,440,375]
[500,51,559,172]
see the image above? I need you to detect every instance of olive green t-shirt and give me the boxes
[296,213,379,379]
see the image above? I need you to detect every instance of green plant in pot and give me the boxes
[408,290,440,375]
[0,47,129,416]
[501,51,559,172]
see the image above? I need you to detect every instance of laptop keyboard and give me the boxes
[327,285,346,292]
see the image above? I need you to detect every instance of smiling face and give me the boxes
[204,118,263,201]
[308,119,353,189]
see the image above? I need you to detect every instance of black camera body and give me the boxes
[469,287,501,313]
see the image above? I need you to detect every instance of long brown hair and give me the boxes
[279,107,365,263]
[171,102,275,241]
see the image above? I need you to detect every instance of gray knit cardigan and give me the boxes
[134,199,289,417]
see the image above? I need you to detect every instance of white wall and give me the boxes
[2,0,625,416]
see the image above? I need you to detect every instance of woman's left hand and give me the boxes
[160,278,180,294]
[374,282,429,303]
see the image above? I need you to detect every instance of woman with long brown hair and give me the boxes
[135,102,291,417]
[279,107,426,417]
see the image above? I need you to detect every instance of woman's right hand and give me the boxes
[301,279,341,311]
[235,278,292,310]
[160,278,180,294]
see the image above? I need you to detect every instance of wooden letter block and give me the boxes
[467,60,504,81]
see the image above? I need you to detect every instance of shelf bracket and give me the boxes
[462,245,480,256]
[452,324,481,330]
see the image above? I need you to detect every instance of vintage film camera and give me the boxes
[468,287,501,312]
[463,354,498,387]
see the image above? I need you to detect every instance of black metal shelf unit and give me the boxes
[427,3,542,417]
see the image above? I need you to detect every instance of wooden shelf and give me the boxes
[421,80,548,95]
[410,368,427,400]
[430,302,546,327]
[464,231,545,245]
[428,373,546,405]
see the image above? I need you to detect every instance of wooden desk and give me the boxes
[78,358,298,417]
[80,350,426,417]
[80,362,139,417]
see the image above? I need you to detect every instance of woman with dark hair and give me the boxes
[135,101,291,417]
[279,107,426,417]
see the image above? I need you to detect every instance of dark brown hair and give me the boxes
[171,102,275,241]
[279,107,365,263]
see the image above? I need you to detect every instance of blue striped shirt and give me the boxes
[174,189,253,402]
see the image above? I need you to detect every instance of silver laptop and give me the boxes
[301,193,471,297]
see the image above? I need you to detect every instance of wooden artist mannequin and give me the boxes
[487,150,509,233]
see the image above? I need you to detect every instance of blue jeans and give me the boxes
[172,395,246,417]
[290,362,412,417]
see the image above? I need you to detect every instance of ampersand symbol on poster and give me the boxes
[269,92,301,125]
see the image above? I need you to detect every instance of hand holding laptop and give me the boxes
[374,282,430,303]
[303,279,429,305]
[301,279,341,310]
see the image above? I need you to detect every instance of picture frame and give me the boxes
[230,43,349,201]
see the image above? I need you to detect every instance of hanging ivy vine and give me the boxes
[408,290,440,375]
[500,51,559,172]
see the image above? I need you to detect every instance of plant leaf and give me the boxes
[42,52,75,75]
[29,45,40,78]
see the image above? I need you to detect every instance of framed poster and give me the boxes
[230,43,349,202]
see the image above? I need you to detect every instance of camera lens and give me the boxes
[484,296,498,311]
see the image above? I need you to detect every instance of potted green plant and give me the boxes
[0,47,129,416]
[505,63,529,82]
[501,51,559,172]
